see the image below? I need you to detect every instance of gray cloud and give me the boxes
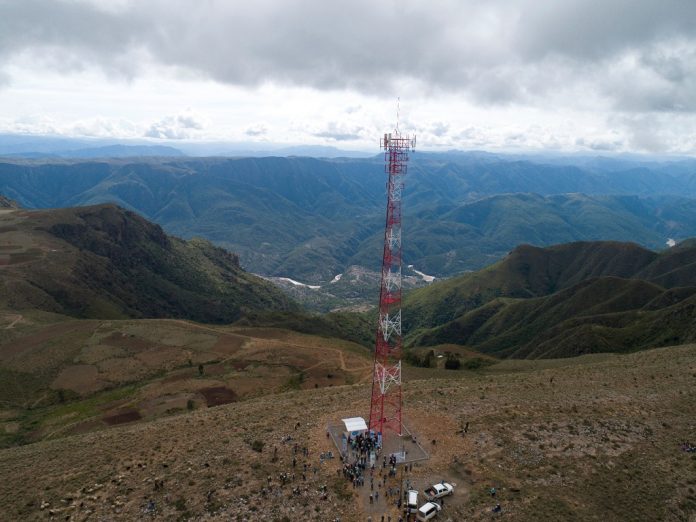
[245,124,268,137]
[575,137,624,152]
[312,131,360,141]
[514,1,696,61]
[144,112,204,140]
[2,0,696,114]
[0,0,147,78]
[312,122,364,141]
[430,122,449,137]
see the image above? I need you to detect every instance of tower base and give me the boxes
[326,418,429,466]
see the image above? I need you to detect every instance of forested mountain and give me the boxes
[2,154,696,282]
[404,240,696,358]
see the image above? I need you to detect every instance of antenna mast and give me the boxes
[368,107,415,441]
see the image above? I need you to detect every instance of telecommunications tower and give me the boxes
[368,120,415,441]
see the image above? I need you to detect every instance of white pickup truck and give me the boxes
[424,482,454,500]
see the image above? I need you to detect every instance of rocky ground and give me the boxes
[0,344,695,521]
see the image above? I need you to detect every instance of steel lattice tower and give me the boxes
[368,128,415,440]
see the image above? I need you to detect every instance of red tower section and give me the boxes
[368,129,415,440]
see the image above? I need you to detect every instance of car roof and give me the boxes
[419,502,437,512]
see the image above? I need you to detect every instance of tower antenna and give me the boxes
[370,110,415,444]
[396,97,400,132]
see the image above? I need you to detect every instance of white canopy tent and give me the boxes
[341,417,368,433]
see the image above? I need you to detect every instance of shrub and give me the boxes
[404,349,435,368]
[444,356,461,370]
[463,357,493,370]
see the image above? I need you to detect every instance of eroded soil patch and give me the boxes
[199,386,237,407]
[103,409,142,425]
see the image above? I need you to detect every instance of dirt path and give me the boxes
[3,314,22,329]
[29,392,49,409]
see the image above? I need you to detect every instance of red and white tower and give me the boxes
[368,127,415,441]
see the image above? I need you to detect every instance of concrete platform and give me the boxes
[326,418,429,466]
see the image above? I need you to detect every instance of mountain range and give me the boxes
[404,240,696,358]
[0,133,374,159]
[3,154,696,283]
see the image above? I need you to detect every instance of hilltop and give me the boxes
[0,204,295,322]
[404,240,696,357]
[0,342,693,521]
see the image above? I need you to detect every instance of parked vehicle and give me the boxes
[407,489,418,514]
[416,501,441,521]
[424,482,454,500]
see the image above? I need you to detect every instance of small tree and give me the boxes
[444,354,461,370]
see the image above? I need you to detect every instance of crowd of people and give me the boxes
[349,432,380,455]
[335,431,413,521]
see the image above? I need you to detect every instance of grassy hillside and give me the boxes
[405,240,696,357]
[404,241,658,331]
[0,315,373,449]
[238,309,374,348]
[0,204,296,323]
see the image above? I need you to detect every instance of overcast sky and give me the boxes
[1,0,696,153]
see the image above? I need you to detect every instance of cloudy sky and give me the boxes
[1,0,696,153]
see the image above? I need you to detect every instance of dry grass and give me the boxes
[0,318,373,447]
[0,341,694,520]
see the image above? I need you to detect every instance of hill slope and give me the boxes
[0,194,18,208]
[0,343,693,521]
[0,316,372,448]
[405,240,696,357]
[0,204,296,323]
